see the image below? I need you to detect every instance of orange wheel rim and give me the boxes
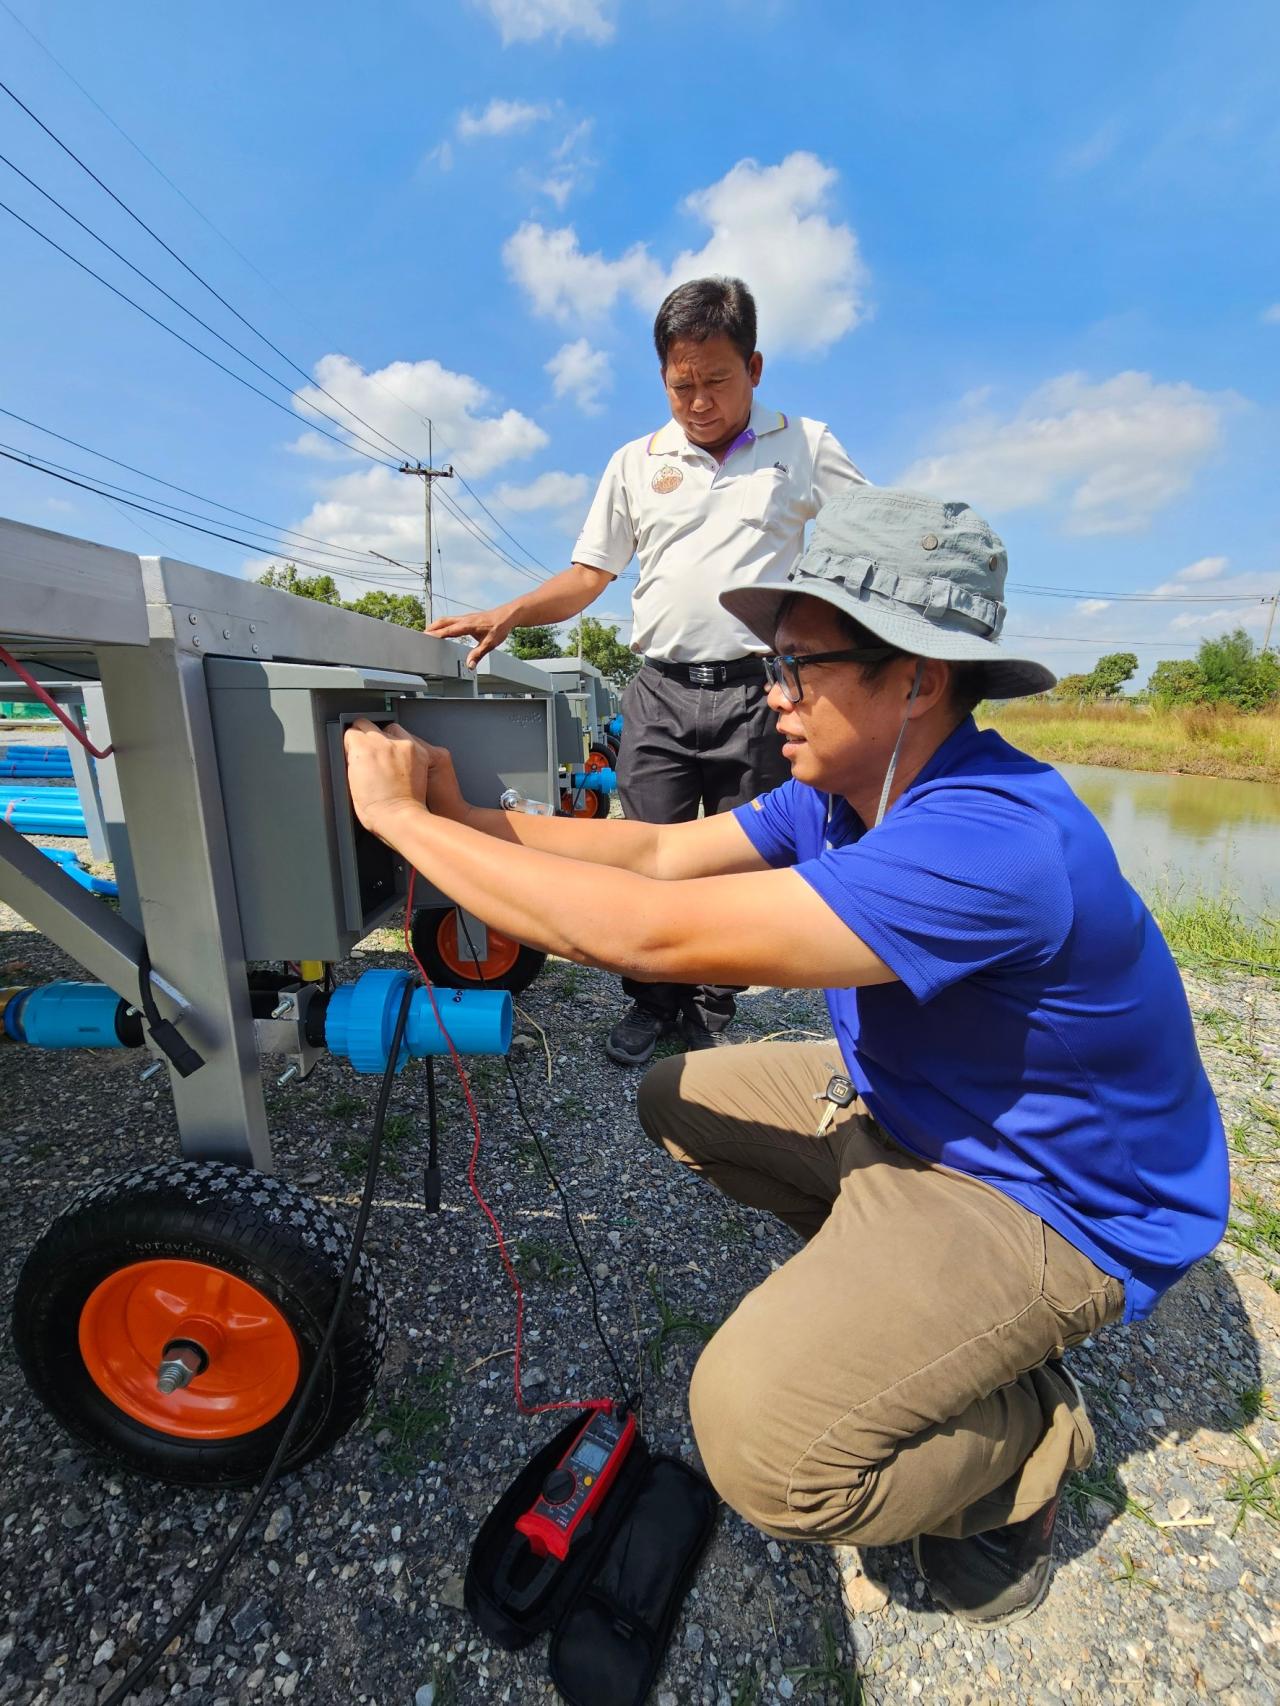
[583,750,610,773]
[560,788,604,819]
[79,1259,300,1438]
[437,911,521,981]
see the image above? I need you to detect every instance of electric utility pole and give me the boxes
[1263,587,1279,654]
[398,426,453,623]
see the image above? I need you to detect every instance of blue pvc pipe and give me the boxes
[325,968,512,1075]
[3,982,126,1048]
[567,767,616,794]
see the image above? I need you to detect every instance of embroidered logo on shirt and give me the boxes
[651,464,683,494]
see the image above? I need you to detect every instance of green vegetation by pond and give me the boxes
[1153,891,1280,979]
[979,700,1280,784]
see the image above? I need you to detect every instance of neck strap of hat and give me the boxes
[873,659,924,829]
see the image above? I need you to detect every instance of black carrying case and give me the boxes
[465,1412,718,1706]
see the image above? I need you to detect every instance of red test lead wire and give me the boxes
[0,642,114,758]
[402,869,605,1420]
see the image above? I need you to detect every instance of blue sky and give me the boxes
[1,0,1276,683]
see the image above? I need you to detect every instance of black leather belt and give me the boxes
[644,656,767,688]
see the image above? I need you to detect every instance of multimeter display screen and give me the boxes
[573,1438,610,1475]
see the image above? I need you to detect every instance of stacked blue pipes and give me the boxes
[0,784,86,835]
[0,744,74,778]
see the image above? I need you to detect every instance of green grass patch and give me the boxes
[979,699,1280,784]
[785,1620,860,1705]
[645,1277,718,1377]
[514,1235,575,1284]
[1225,1433,1280,1533]
[1109,1551,1159,1592]
[1154,892,1280,978]
[327,1092,363,1119]
[337,1108,414,1179]
[1226,1190,1280,1264]
[373,1359,455,1474]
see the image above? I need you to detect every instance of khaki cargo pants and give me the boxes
[637,1041,1126,1545]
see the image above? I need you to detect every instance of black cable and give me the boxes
[134,941,204,1078]
[452,469,550,574]
[0,404,425,568]
[100,978,417,1706]
[0,77,427,468]
[452,913,638,1407]
[0,196,400,471]
[0,149,406,470]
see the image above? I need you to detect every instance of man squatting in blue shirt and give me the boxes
[344,486,1228,1629]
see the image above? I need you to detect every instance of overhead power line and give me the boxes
[0,404,420,567]
[0,75,426,467]
[1010,581,1265,605]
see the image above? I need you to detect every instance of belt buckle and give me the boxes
[688,663,720,687]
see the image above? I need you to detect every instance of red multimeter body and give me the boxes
[514,1403,636,1561]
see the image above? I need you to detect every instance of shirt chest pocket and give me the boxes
[737,466,790,529]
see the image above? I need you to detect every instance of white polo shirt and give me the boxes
[570,403,867,664]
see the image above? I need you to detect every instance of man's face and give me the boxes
[769,597,920,800]
[662,333,763,451]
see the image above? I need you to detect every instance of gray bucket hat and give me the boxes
[720,487,1056,700]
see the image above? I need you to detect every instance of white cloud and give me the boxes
[505,151,868,356]
[492,471,591,511]
[1262,303,1280,325]
[1059,119,1123,176]
[292,353,547,479]
[504,222,663,322]
[457,99,550,140]
[899,371,1232,535]
[1169,605,1258,631]
[545,338,611,413]
[473,0,614,45]
[1076,599,1111,615]
[1150,555,1229,594]
[424,140,454,173]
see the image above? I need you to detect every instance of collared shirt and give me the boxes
[734,718,1229,1322]
[571,403,867,663]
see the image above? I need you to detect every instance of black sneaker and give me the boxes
[677,1012,733,1051]
[912,1494,1060,1628]
[605,1004,668,1066]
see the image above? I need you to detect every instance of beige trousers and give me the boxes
[637,1041,1126,1546]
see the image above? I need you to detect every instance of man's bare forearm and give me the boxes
[461,803,664,874]
[497,563,612,627]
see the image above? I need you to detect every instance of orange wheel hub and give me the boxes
[560,788,605,819]
[583,750,610,773]
[437,911,521,981]
[79,1259,300,1438]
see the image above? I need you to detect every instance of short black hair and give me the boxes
[653,276,757,369]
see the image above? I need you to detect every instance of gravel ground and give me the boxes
[1,824,1278,1704]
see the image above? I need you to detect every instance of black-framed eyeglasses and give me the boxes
[762,647,900,704]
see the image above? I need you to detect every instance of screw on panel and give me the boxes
[252,645,261,655]
[192,636,202,648]
[188,612,199,624]
[222,628,231,639]
[277,1063,299,1086]
[271,995,294,1019]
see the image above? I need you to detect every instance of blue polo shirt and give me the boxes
[734,717,1227,1321]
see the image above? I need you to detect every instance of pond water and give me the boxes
[1058,763,1279,920]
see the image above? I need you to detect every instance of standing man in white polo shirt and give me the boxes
[426,276,866,1063]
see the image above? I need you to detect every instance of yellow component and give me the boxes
[298,961,326,984]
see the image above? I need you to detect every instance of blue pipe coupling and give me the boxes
[325,968,512,1075]
[2,981,130,1049]
[568,767,616,794]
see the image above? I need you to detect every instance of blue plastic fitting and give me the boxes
[325,968,512,1075]
[607,714,623,739]
[4,982,127,1048]
[568,767,616,794]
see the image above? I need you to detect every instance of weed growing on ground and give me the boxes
[337,1108,414,1179]
[786,1619,860,1704]
[1110,1551,1159,1591]
[1065,1465,1162,1534]
[515,1235,575,1284]
[1226,1191,1280,1264]
[729,1666,763,1706]
[327,1092,363,1119]
[1225,1434,1280,1533]
[645,1277,718,1376]
[373,1359,455,1474]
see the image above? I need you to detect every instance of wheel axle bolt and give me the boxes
[156,1343,205,1394]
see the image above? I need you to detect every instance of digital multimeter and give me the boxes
[514,1402,636,1560]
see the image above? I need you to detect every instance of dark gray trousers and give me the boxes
[617,662,789,1031]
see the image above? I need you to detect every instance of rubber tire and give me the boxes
[12,1160,387,1486]
[410,905,546,995]
[587,742,614,770]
